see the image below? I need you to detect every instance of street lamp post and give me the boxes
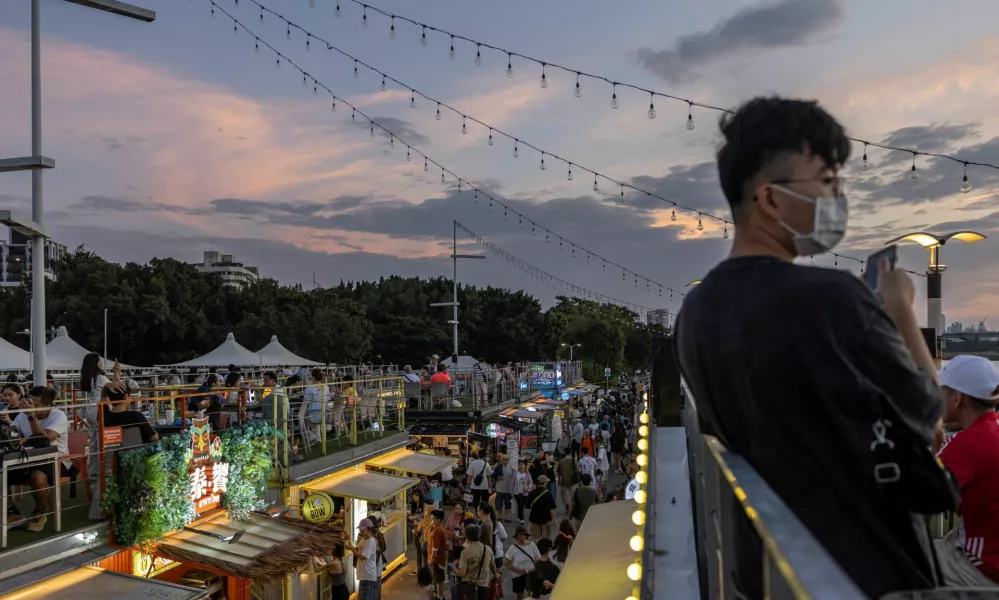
[0,0,153,388]
[886,231,987,340]
[430,221,485,362]
[560,343,581,361]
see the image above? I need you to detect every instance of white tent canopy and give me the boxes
[45,326,123,370]
[0,336,32,372]
[255,335,321,366]
[170,332,261,368]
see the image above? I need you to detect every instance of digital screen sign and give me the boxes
[531,362,563,389]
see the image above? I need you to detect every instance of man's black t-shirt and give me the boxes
[675,256,942,600]
[102,407,157,444]
[527,487,556,525]
[529,560,560,597]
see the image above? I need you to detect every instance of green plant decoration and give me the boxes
[220,421,279,521]
[104,422,277,546]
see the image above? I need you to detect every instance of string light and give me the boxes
[686,102,695,130]
[334,0,999,176]
[540,153,546,170]
[723,224,729,240]
[697,214,704,231]
[593,174,598,192]
[506,53,514,78]
[233,0,920,277]
[962,163,972,193]
[619,184,625,204]
[435,103,441,121]
[611,83,619,109]
[513,140,519,158]
[380,75,387,91]
[574,73,581,98]
[457,222,653,313]
[420,25,427,47]
[909,154,919,183]
[540,63,548,89]
[389,16,395,39]
[488,129,494,146]
[208,3,893,306]
[861,143,871,171]
[361,5,367,27]
[647,93,656,120]
[461,116,467,135]
[410,90,416,108]
[475,44,482,66]
[567,164,573,181]
[671,209,676,222]
[631,511,645,526]
[449,36,456,60]
[627,561,642,580]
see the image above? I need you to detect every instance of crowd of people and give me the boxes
[405,383,645,600]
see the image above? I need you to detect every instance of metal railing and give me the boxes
[682,385,867,600]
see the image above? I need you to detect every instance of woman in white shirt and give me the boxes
[303,368,328,444]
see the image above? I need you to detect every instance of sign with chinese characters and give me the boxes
[132,552,178,578]
[187,417,228,514]
[103,426,123,451]
[530,363,562,389]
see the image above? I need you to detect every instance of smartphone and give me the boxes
[863,245,898,291]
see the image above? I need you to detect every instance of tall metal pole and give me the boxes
[103,308,108,360]
[30,0,47,386]
[452,221,459,359]
[927,246,943,344]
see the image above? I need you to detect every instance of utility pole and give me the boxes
[430,221,484,361]
[1,0,154,386]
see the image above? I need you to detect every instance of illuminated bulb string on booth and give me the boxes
[325,0,999,188]
[207,0,697,300]
[216,0,918,279]
[456,222,653,314]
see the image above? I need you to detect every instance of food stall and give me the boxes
[364,448,459,509]
[299,466,418,596]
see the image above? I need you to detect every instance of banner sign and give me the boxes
[188,417,229,515]
[302,492,334,523]
[530,363,562,389]
[103,426,123,451]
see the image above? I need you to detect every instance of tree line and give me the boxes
[0,250,668,377]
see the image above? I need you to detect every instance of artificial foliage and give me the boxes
[104,422,277,546]
[220,421,280,521]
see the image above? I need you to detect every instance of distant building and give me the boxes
[0,229,67,288]
[948,321,964,334]
[646,308,670,326]
[194,250,260,289]
[941,314,947,334]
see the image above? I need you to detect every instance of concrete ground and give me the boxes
[381,464,630,600]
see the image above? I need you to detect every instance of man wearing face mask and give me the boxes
[675,97,945,599]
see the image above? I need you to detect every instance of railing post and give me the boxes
[321,383,328,456]
[97,402,106,516]
[351,403,358,445]
[377,379,384,438]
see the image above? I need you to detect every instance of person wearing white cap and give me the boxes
[935,355,999,587]
[345,518,382,600]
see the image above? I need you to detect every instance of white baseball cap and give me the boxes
[939,355,999,402]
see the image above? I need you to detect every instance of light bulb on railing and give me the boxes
[634,489,647,504]
[639,413,649,424]
[632,510,645,526]
[637,438,648,451]
[627,562,642,581]
[629,535,644,551]
[636,454,647,466]
[635,471,647,484]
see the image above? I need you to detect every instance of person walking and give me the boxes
[514,459,533,525]
[527,475,557,540]
[505,525,541,600]
[454,523,499,600]
[426,510,452,600]
[556,452,577,510]
[466,449,491,509]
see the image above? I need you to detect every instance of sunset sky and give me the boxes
[1,0,997,328]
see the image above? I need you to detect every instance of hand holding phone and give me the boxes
[863,245,898,291]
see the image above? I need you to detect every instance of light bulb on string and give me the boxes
[313,84,318,96]
[658,286,662,297]
[330,99,336,111]
[369,124,375,137]
[210,3,215,17]
[723,224,729,239]
[306,36,311,50]
[406,148,411,161]
[441,169,445,184]
[353,61,359,79]
[506,53,514,78]
[909,154,919,183]
[380,76,387,92]
[286,25,291,40]
[489,200,494,212]
[504,208,509,220]
[611,84,619,109]
[861,143,871,171]
[545,232,550,244]
[540,153,546,170]
[435,104,441,121]
[389,136,394,148]
[351,108,355,121]
[574,74,582,98]
[602,261,606,273]
[567,165,573,181]
[571,245,575,257]
[390,18,395,39]
[302,74,307,87]
[532,224,536,236]
[334,3,341,18]
[410,91,416,108]
[449,37,456,60]
[259,8,263,22]
[593,174,599,192]
[697,214,704,231]
[619,184,625,204]
[475,44,482,66]
[275,56,281,68]
[962,163,972,193]
[473,190,478,203]
[513,141,519,158]
[686,102,695,130]
[420,26,427,47]
[647,94,656,119]
[461,117,467,135]
[518,216,523,228]
[559,239,563,251]
[670,209,676,222]
[488,130,494,146]
[255,39,260,53]
[540,63,548,89]
[233,22,238,35]
[634,276,638,288]
[587,253,591,264]
[361,7,367,27]
[424,158,428,172]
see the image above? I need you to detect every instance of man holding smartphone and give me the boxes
[675,97,945,599]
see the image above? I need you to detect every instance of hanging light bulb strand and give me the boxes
[328,0,999,174]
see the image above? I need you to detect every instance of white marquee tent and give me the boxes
[440,355,479,370]
[45,326,128,370]
[0,336,32,372]
[170,332,261,368]
[255,335,321,366]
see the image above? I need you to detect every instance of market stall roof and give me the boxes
[2,565,208,600]
[501,409,544,420]
[365,449,458,476]
[440,354,478,370]
[304,467,418,503]
[255,335,321,367]
[169,333,261,368]
[43,327,122,370]
[408,423,469,436]
[549,500,636,600]
[0,336,32,372]
[153,513,342,582]
[527,398,566,406]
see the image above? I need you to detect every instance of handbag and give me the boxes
[869,416,960,514]
[486,576,504,600]
[472,462,485,487]
[456,546,486,600]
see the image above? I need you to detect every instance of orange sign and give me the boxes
[188,462,229,513]
[103,426,123,450]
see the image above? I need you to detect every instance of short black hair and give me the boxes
[717,97,851,217]
[537,537,553,554]
[29,386,56,406]
[580,472,592,486]
[263,371,278,381]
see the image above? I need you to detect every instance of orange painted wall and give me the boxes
[96,549,133,573]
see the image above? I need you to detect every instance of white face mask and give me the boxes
[771,185,848,256]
